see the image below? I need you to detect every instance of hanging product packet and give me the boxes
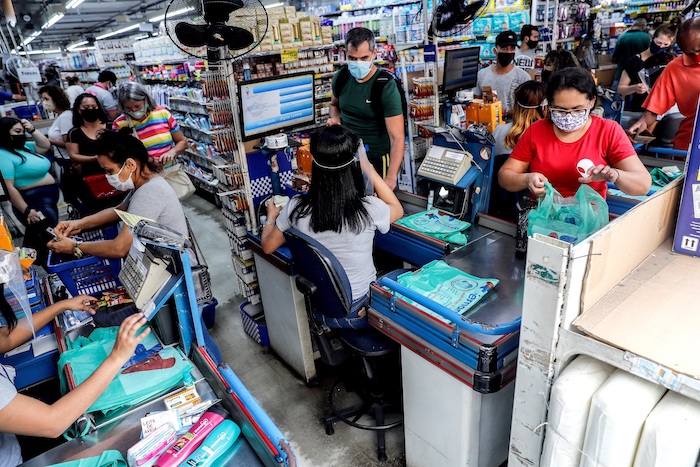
[395,260,499,324]
[527,182,608,245]
[394,209,471,245]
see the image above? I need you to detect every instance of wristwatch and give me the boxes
[72,242,84,258]
[27,127,36,134]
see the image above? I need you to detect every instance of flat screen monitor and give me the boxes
[238,72,315,141]
[443,47,480,94]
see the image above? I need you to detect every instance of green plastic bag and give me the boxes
[47,450,126,467]
[527,182,608,245]
[396,260,498,323]
[394,209,471,245]
[58,326,192,415]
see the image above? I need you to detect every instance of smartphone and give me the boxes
[45,227,60,242]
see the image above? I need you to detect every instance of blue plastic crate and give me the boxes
[239,301,269,347]
[202,298,218,329]
[46,225,122,296]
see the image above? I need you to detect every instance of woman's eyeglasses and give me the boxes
[550,107,589,118]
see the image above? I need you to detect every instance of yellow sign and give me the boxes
[281,48,299,63]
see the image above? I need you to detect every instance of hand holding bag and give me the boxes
[162,163,196,201]
[527,182,609,245]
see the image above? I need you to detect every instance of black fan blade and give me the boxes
[220,26,255,50]
[175,22,209,47]
[202,0,244,23]
[435,0,486,32]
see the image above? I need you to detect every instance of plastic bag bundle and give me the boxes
[540,356,615,467]
[649,166,682,189]
[396,260,498,323]
[528,182,608,245]
[0,250,33,337]
[633,391,700,467]
[58,326,192,414]
[394,209,471,245]
[46,450,126,467]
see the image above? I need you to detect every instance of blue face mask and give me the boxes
[347,60,372,80]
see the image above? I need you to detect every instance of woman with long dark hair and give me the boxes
[39,85,72,187]
[0,117,57,264]
[261,125,403,326]
[65,92,109,214]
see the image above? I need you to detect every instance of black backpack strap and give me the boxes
[332,65,351,99]
[370,70,392,129]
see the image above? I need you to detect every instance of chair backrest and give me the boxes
[284,228,353,319]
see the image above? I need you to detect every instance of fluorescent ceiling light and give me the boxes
[26,48,61,55]
[132,34,149,41]
[65,0,86,8]
[70,46,95,51]
[22,31,42,46]
[264,2,284,8]
[67,40,88,51]
[96,23,140,40]
[149,6,195,23]
[42,12,65,29]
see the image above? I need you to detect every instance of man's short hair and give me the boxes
[520,25,538,41]
[97,70,117,85]
[678,17,700,53]
[632,18,648,29]
[345,27,376,52]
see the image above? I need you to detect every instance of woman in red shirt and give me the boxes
[499,67,651,199]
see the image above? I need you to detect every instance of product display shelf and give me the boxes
[507,180,697,467]
[319,0,421,16]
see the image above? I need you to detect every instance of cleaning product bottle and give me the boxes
[154,406,229,467]
[179,420,241,467]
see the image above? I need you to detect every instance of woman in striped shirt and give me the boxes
[112,83,187,166]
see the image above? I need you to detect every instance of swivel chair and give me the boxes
[283,228,402,462]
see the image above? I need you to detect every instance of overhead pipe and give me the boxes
[2,0,16,27]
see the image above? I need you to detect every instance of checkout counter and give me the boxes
[21,223,294,466]
[248,126,523,465]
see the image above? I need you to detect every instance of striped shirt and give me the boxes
[112,107,180,160]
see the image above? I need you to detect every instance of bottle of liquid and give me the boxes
[154,406,229,467]
[179,420,241,467]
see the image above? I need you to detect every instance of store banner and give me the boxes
[673,98,700,257]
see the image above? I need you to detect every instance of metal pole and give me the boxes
[6,24,19,53]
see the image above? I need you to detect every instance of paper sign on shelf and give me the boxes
[17,67,41,83]
[281,48,299,64]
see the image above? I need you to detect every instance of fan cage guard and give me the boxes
[165,0,268,60]
[429,0,489,39]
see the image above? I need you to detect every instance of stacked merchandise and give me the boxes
[252,5,335,53]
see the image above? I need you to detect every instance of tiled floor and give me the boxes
[183,195,406,467]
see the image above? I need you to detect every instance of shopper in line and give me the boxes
[627,17,700,151]
[262,125,403,327]
[0,117,57,265]
[491,81,547,221]
[514,25,539,70]
[0,312,149,465]
[48,129,188,259]
[612,18,651,86]
[474,30,531,116]
[66,93,110,214]
[43,68,61,88]
[39,85,73,186]
[499,67,651,199]
[112,82,187,166]
[541,49,579,83]
[617,21,678,114]
[65,76,84,107]
[85,70,119,121]
[327,27,405,190]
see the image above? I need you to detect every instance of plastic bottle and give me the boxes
[154,406,229,467]
[179,420,241,467]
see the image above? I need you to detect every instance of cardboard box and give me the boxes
[478,100,503,132]
[673,103,700,256]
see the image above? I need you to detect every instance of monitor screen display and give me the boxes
[443,47,480,93]
[238,72,315,141]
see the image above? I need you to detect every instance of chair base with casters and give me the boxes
[285,228,404,462]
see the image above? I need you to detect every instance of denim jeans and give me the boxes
[13,183,59,265]
[314,294,371,330]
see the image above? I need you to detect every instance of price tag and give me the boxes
[281,48,299,64]
[17,67,41,83]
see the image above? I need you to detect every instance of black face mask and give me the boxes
[541,69,552,83]
[10,134,26,149]
[528,39,539,49]
[497,52,515,67]
[649,41,668,54]
[81,108,102,123]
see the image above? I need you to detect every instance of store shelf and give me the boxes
[556,328,700,402]
[134,58,193,67]
[244,44,336,59]
[183,150,227,169]
[61,67,100,72]
[320,0,421,16]
[314,72,336,79]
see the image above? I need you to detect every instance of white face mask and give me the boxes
[127,109,147,120]
[43,100,55,112]
[105,163,135,191]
